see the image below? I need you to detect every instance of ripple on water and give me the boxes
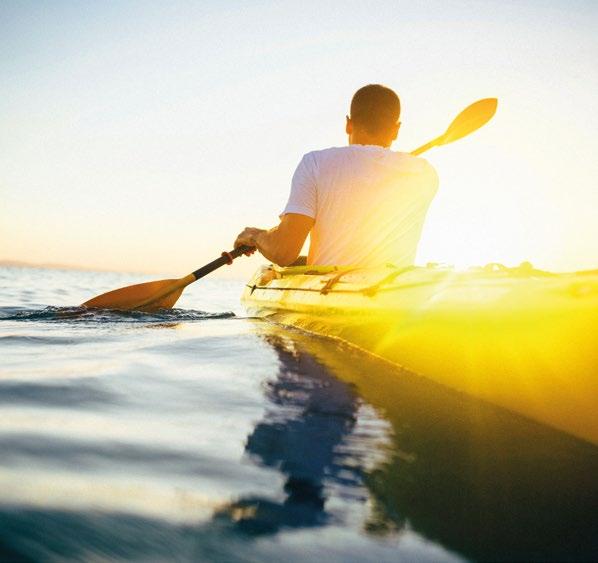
[0,335,82,346]
[0,380,116,408]
[0,306,235,323]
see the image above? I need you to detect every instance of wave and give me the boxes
[0,380,115,408]
[0,334,82,345]
[0,306,235,323]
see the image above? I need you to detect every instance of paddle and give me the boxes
[82,97,497,311]
[81,246,253,311]
[411,98,497,156]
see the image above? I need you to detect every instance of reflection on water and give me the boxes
[214,334,364,535]
[248,326,598,562]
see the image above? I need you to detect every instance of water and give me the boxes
[1,266,597,562]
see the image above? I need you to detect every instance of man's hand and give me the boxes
[234,227,264,255]
[233,214,313,266]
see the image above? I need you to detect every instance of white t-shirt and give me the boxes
[281,145,439,267]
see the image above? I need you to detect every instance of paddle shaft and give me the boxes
[191,245,253,280]
[410,136,443,156]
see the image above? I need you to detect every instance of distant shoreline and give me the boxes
[0,259,248,280]
[0,259,134,274]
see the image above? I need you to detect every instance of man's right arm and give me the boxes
[234,213,313,266]
[234,152,317,266]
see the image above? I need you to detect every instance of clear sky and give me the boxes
[1,0,597,278]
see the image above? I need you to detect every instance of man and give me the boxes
[234,84,438,267]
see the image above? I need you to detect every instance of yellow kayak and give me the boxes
[242,263,598,445]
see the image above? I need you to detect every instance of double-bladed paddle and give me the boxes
[82,97,497,311]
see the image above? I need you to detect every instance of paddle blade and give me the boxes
[440,98,497,145]
[81,278,187,312]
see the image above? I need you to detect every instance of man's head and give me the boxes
[346,84,401,148]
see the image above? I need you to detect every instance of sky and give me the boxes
[1,0,597,278]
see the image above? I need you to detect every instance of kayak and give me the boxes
[242,263,598,445]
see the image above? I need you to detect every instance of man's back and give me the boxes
[282,145,439,267]
[234,84,439,268]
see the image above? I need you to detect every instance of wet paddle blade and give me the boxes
[80,247,252,312]
[141,286,186,310]
[81,278,188,311]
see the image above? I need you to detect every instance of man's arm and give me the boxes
[234,213,314,267]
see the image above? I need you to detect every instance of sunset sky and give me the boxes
[1,1,597,278]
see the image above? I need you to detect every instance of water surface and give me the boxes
[1,266,596,562]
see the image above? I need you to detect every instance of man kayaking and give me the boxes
[234,84,439,267]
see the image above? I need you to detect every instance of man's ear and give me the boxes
[345,116,353,135]
[391,121,400,141]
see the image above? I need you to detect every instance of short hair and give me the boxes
[350,84,401,136]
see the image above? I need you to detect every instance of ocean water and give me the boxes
[0,266,597,562]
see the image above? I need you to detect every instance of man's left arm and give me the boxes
[234,213,314,267]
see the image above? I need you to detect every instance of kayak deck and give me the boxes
[242,263,598,445]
